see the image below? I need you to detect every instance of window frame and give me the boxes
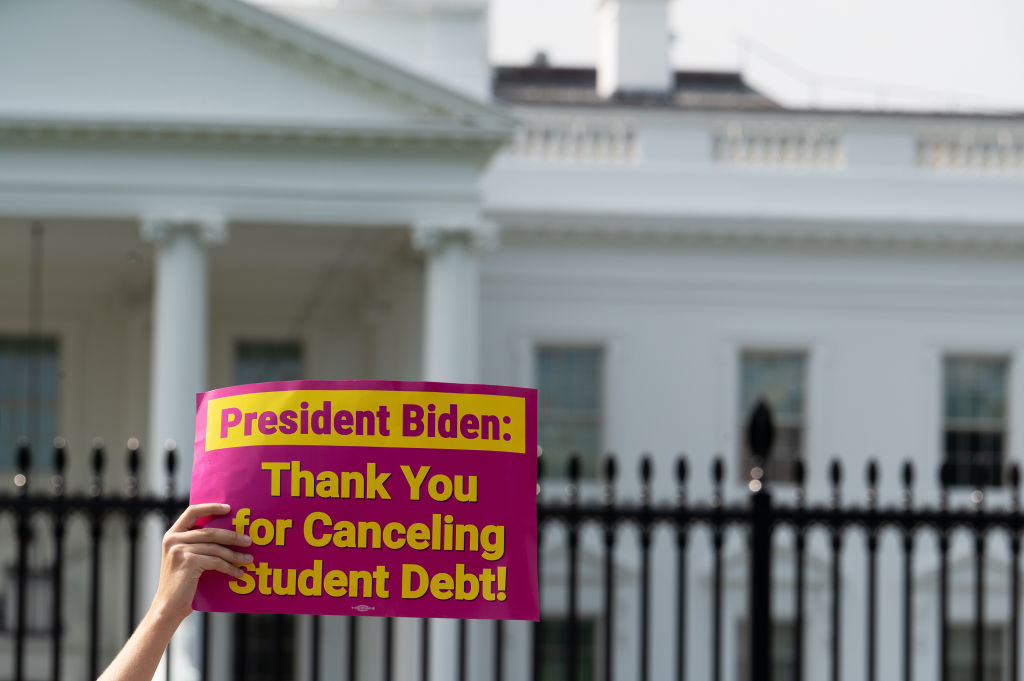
[233,338,306,384]
[0,334,62,471]
[941,353,1011,488]
[947,621,1007,681]
[737,348,809,485]
[532,343,606,481]
[536,614,601,681]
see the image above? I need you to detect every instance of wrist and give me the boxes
[144,602,189,632]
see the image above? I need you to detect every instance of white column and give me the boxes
[405,219,496,681]
[414,220,496,383]
[140,213,227,681]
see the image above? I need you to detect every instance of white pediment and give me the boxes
[0,0,509,138]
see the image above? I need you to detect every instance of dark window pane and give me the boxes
[232,341,302,680]
[943,356,1008,487]
[233,614,296,681]
[235,341,303,384]
[737,619,797,681]
[538,617,596,681]
[536,347,602,479]
[948,624,1005,681]
[0,337,59,468]
[739,351,806,483]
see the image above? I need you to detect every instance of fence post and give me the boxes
[747,401,775,681]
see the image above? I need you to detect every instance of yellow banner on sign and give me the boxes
[204,390,526,453]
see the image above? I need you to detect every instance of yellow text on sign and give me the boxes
[205,390,526,454]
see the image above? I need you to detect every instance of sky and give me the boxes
[489,0,1024,112]
[257,0,1024,113]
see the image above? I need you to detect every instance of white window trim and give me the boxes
[511,327,623,491]
[719,336,828,495]
[926,340,1018,496]
[211,323,310,388]
[0,322,78,474]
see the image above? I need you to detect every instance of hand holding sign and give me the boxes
[190,380,538,621]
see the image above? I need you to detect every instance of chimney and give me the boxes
[597,0,672,98]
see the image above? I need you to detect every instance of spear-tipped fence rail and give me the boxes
[0,402,1023,681]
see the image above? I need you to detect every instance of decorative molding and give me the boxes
[507,116,640,163]
[411,218,500,254]
[713,121,844,169]
[0,116,507,149]
[490,211,1024,252]
[917,127,1024,172]
[140,213,229,245]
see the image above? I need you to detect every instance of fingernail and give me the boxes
[241,535,252,545]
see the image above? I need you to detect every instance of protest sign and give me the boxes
[189,380,538,621]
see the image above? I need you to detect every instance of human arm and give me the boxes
[97,503,252,681]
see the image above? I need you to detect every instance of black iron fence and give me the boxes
[1,408,1023,681]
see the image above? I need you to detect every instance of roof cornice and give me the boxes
[491,210,1024,252]
[0,115,507,149]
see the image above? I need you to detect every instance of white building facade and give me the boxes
[3,0,1024,679]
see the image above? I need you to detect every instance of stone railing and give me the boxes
[712,122,844,169]
[916,128,1024,172]
[508,116,640,163]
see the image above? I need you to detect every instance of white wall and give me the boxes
[480,236,1024,680]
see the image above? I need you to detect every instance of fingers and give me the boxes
[176,526,252,548]
[178,542,253,567]
[171,503,231,532]
[193,553,249,580]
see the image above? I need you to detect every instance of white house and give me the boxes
[3,0,1024,679]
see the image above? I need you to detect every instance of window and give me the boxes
[235,340,303,385]
[233,614,296,681]
[538,616,597,681]
[2,565,55,634]
[0,337,59,468]
[736,619,797,681]
[949,623,1005,681]
[943,356,1008,487]
[232,340,302,681]
[739,351,806,483]
[536,346,603,479]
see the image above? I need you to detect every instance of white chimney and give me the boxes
[597,0,672,98]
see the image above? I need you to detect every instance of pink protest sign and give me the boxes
[189,380,538,620]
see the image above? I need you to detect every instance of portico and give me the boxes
[0,0,510,678]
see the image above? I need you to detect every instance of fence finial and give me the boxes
[53,437,66,472]
[902,460,914,508]
[640,455,653,504]
[746,399,776,462]
[830,459,842,505]
[939,461,954,489]
[165,440,177,498]
[1010,462,1020,509]
[53,437,67,494]
[676,456,687,485]
[16,438,31,474]
[126,438,141,497]
[604,455,617,484]
[90,439,105,497]
[568,453,580,482]
[127,438,140,474]
[866,459,879,507]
